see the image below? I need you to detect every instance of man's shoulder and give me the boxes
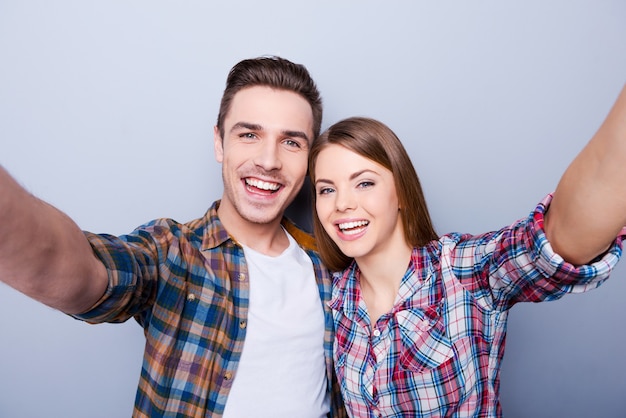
[115,200,221,249]
[282,218,317,253]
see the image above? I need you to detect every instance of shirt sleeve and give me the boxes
[449,194,625,311]
[71,224,163,324]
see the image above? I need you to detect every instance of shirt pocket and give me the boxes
[395,303,455,374]
[393,304,467,412]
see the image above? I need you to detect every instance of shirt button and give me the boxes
[224,372,232,381]
[238,273,246,281]
[373,329,381,337]
[187,293,196,302]
[239,320,247,329]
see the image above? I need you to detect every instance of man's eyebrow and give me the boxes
[230,122,262,132]
[283,129,310,142]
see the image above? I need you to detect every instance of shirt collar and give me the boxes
[328,244,439,315]
[200,200,317,252]
[328,260,360,314]
[201,201,231,250]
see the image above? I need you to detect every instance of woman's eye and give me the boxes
[357,181,375,189]
[318,187,334,195]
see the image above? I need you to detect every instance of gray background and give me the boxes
[1,1,626,417]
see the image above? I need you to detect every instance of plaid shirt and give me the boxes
[74,201,346,418]
[330,195,624,417]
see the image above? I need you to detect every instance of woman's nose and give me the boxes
[335,189,356,212]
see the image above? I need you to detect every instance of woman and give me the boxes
[308,85,626,417]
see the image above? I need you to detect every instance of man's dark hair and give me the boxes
[216,56,323,140]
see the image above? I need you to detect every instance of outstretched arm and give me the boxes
[546,83,626,265]
[0,167,108,314]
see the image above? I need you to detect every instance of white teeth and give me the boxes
[338,220,369,233]
[246,178,280,191]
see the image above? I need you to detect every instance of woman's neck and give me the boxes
[356,240,413,324]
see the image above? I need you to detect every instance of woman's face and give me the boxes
[313,144,404,262]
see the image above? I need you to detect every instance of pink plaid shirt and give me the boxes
[330,195,624,417]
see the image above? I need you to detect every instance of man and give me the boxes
[0,56,346,417]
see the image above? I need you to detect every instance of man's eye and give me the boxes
[284,139,302,148]
[240,132,257,139]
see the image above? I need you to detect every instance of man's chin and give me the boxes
[239,204,286,225]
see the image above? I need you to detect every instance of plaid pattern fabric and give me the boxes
[330,195,624,417]
[74,200,346,418]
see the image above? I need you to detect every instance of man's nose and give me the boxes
[253,140,282,171]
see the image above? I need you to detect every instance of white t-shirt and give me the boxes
[222,230,330,417]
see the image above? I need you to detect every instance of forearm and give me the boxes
[546,84,626,264]
[0,166,108,314]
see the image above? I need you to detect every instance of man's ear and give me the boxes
[214,125,224,163]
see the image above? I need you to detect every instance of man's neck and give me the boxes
[217,203,289,256]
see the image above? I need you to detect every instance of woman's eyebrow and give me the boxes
[315,169,378,186]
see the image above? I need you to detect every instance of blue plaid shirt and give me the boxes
[74,200,346,417]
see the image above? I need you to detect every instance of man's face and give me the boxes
[214,86,314,230]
